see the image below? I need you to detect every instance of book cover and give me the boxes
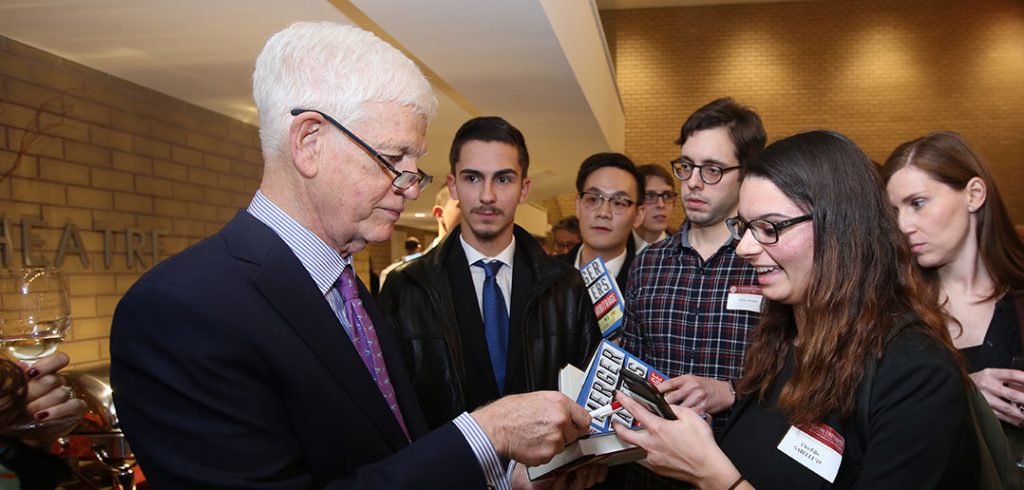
[526,342,668,480]
[577,340,667,434]
[579,257,626,338]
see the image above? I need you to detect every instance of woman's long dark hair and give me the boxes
[880,131,1024,300]
[736,131,964,425]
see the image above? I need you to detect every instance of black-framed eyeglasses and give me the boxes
[726,215,812,245]
[579,191,635,215]
[644,191,678,204]
[670,158,741,185]
[290,108,432,191]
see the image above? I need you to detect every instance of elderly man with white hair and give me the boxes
[111,21,599,489]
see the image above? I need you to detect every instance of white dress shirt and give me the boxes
[573,246,628,281]
[461,235,515,318]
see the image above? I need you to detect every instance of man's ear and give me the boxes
[518,177,532,203]
[966,176,987,213]
[633,204,646,228]
[290,113,324,179]
[447,174,458,201]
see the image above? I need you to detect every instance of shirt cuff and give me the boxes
[453,412,510,490]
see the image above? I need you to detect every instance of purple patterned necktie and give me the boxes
[337,266,410,441]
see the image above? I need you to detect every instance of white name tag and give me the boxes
[726,285,763,313]
[777,424,845,483]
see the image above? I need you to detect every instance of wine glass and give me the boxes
[0,267,71,364]
[0,267,78,436]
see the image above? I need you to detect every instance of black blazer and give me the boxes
[110,211,485,489]
[379,225,601,429]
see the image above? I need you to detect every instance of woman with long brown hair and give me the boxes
[614,131,974,488]
[882,132,1024,450]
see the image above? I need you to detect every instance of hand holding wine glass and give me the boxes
[19,352,87,447]
[0,267,82,439]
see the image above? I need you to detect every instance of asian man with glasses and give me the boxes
[556,152,645,302]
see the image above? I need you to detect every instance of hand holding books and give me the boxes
[527,341,674,481]
[658,374,737,416]
[612,392,742,489]
[472,391,592,466]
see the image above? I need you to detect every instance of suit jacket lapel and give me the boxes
[226,214,410,450]
[616,235,636,295]
[447,242,501,401]
[505,245,534,393]
[357,277,430,439]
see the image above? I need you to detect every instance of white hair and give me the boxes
[252,21,438,163]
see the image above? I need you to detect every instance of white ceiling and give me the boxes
[0,0,645,230]
[1,0,792,232]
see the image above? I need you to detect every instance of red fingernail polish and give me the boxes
[26,368,39,379]
[35,411,49,420]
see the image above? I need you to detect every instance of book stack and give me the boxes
[527,340,667,481]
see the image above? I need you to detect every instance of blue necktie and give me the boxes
[475,259,509,395]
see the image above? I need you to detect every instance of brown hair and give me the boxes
[675,97,766,165]
[736,131,964,426]
[880,131,1024,300]
[637,163,673,187]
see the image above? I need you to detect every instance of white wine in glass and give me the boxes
[0,268,71,364]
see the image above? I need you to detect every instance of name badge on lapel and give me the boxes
[777,424,845,483]
[726,285,763,313]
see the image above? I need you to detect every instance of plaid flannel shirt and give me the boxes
[619,222,761,489]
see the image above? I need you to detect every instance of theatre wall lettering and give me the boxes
[0,214,166,270]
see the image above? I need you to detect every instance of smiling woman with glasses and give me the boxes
[291,108,433,191]
[725,214,811,245]
[614,130,977,489]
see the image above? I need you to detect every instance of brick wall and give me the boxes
[582,0,1024,226]
[0,37,433,368]
[0,36,273,368]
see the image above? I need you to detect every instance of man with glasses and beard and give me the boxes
[379,117,601,442]
[618,98,766,489]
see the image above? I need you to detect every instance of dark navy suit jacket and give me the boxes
[110,211,485,489]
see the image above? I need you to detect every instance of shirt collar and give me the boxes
[573,247,628,278]
[460,233,516,269]
[247,190,348,295]
[678,220,736,250]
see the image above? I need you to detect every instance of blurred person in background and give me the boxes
[430,185,461,250]
[633,163,676,253]
[551,216,581,256]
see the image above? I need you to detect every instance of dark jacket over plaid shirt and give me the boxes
[618,222,761,489]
